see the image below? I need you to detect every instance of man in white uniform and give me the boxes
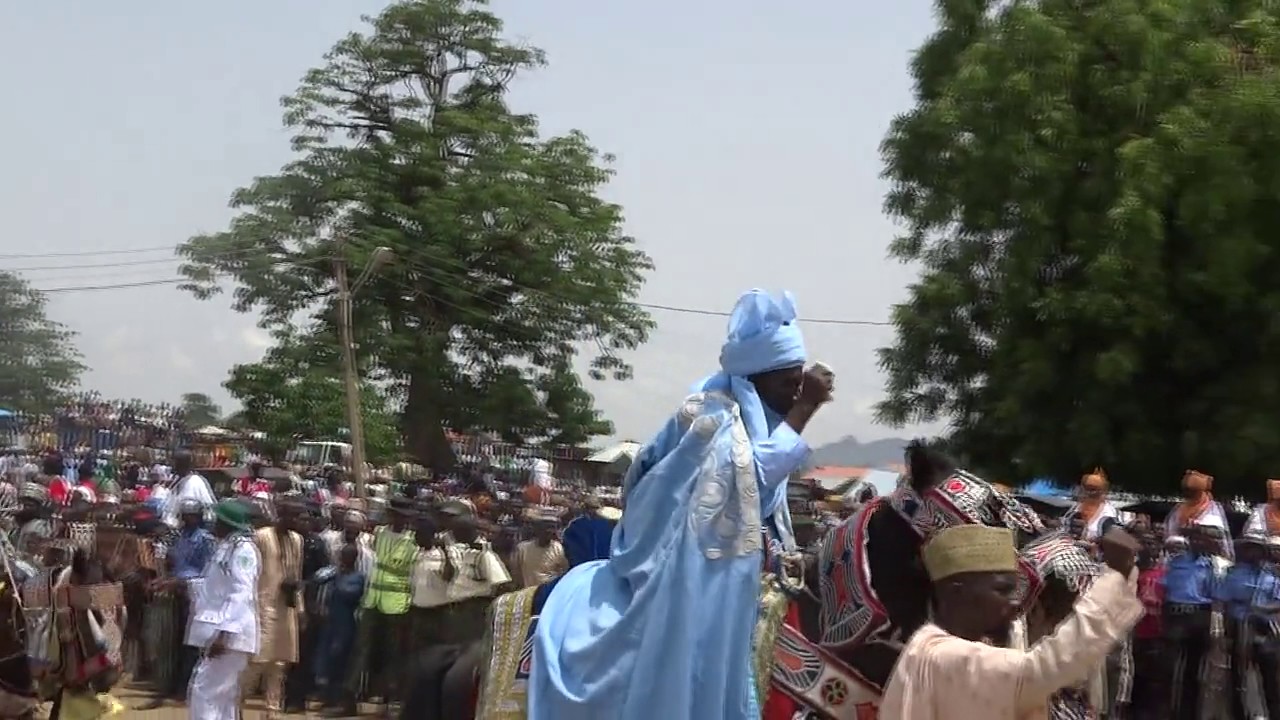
[186,499,260,720]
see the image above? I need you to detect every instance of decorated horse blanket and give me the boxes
[478,576,878,720]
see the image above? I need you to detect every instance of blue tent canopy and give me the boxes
[1019,477,1072,497]
[0,409,13,419]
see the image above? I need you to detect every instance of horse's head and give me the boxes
[902,438,955,495]
[817,454,1067,691]
[1017,531,1101,640]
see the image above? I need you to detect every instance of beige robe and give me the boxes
[511,539,566,588]
[251,527,303,663]
[879,568,1143,720]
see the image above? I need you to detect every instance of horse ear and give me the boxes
[905,438,956,487]
[905,438,929,478]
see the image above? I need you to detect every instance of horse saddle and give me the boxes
[771,623,879,720]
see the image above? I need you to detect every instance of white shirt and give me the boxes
[320,529,374,579]
[186,535,260,655]
[1064,501,1121,542]
[1164,500,1234,558]
[1244,504,1277,536]
[163,472,216,527]
[411,542,511,608]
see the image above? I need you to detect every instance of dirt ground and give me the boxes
[110,682,391,719]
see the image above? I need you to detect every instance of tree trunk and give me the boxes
[404,367,457,474]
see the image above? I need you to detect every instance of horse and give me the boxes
[0,552,38,719]
[814,441,1107,717]
[408,445,1077,720]
[402,524,834,720]
[17,512,130,720]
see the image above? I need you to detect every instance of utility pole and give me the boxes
[334,251,369,499]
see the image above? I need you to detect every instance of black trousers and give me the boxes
[343,609,411,709]
[1131,637,1170,720]
[1227,618,1280,720]
[1164,605,1211,720]
[162,597,198,700]
[284,612,321,709]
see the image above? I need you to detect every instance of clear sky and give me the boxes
[0,0,943,447]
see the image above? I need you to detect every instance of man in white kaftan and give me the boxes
[1165,469,1233,558]
[1243,478,1280,536]
[186,500,260,720]
[1061,468,1122,544]
[880,525,1143,719]
[164,450,216,528]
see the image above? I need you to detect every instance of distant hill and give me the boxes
[808,435,910,468]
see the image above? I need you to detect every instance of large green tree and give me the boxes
[876,0,1280,495]
[223,331,402,464]
[178,0,652,471]
[180,392,223,427]
[0,272,85,414]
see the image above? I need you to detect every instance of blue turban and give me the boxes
[718,289,806,377]
[692,289,808,522]
[563,514,614,567]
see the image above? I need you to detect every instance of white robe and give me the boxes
[188,650,250,720]
[1243,504,1277,536]
[1063,501,1121,542]
[162,472,217,527]
[1164,500,1234,558]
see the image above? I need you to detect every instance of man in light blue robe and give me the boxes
[528,289,833,720]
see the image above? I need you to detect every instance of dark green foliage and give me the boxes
[877,0,1280,494]
[180,392,223,428]
[223,332,401,464]
[0,272,84,414]
[179,0,653,470]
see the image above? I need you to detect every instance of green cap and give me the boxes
[213,499,251,531]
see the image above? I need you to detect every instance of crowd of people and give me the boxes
[1020,467,1280,720]
[0,446,621,719]
[0,393,192,454]
[6,288,1280,720]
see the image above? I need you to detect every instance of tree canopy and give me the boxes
[223,332,401,463]
[0,272,85,414]
[178,0,653,470]
[876,0,1280,495]
[180,392,223,427]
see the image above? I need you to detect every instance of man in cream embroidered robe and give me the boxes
[243,520,303,715]
[880,569,1142,719]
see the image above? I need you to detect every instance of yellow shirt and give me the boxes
[362,527,417,615]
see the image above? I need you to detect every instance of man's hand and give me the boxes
[1099,526,1139,576]
[797,363,835,407]
[207,632,228,659]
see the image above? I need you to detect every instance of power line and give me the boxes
[376,245,896,328]
[36,278,185,293]
[29,273,893,326]
[19,247,894,326]
[14,253,320,287]
[635,301,890,326]
[6,257,178,272]
[3,244,270,272]
[0,244,177,260]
